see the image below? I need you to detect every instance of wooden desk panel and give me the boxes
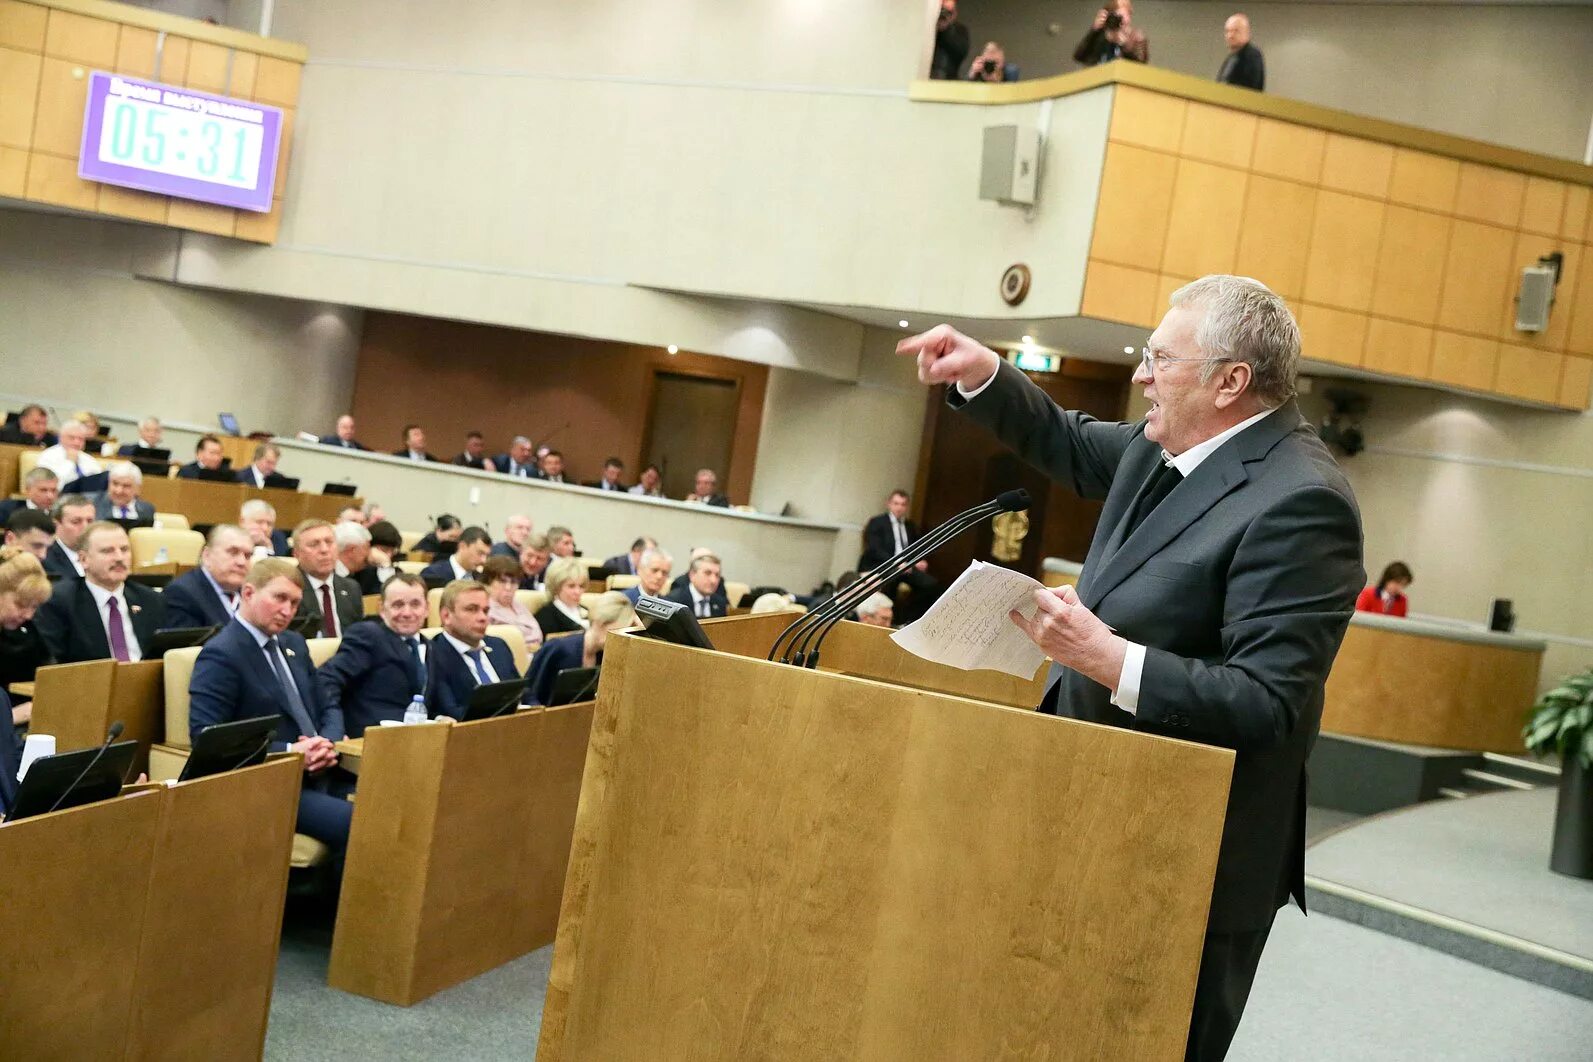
[1323,622,1543,751]
[140,477,351,527]
[30,659,164,777]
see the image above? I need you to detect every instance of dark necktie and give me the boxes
[407,636,427,694]
[466,648,490,684]
[697,597,709,618]
[264,637,315,736]
[319,583,337,637]
[106,596,131,662]
[1126,461,1184,536]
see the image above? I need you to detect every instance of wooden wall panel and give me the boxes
[30,54,86,156]
[43,7,115,65]
[1567,249,1593,357]
[1436,220,1517,337]
[1233,176,1315,301]
[1387,149,1460,213]
[1562,186,1589,242]
[0,1,47,50]
[1109,85,1183,153]
[1296,303,1367,368]
[1363,318,1433,380]
[1081,261,1158,328]
[1318,133,1393,199]
[1179,100,1254,169]
[1369,206,1451,325]
[1089,143,1176,272]
[1302,191,1385,313]
[1454,162,1526,229]
[1519,177,1566,237]
[0,44,40,148]
[0,142,23,195]
[1494,344,1562,404]
[1558,356,1592,409]
[1250,117,1323,185]
[1160,159,1246,279]
[1429,332,1498,393]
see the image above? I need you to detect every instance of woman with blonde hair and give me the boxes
[534,556,589,636]
[0,545,55,729]
[523,591,635,706]
[480,554,544,650]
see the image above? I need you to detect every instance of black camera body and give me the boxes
[1104,12,1123,30]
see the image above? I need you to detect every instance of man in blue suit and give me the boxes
[240,499,291,558]
[427,580,519,720]
[603,536,655,577]
[420,526,492,585]
[492,436,537,478]
[187,558,352,850]
[316,572,432,736]
[318,414,369,451]
[92,462,156,526]
[160,525,252,630]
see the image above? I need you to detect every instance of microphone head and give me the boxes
[106,721,124,741]
[996,489,1031,512]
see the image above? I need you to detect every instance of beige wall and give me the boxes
[968,1,1593,160]
[0,211,360,433]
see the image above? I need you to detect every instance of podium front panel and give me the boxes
[540,632,1233,1061]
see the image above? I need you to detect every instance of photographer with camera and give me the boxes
[966,41,1019,84]
[931,0,970,80]
[1074,0,1149,66]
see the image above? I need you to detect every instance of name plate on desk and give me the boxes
[78,72,284,213]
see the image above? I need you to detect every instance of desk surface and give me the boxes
[1349,611,1547,652]
[7,681,33,699]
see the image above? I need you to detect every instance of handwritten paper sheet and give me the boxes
[891,560,1049,679]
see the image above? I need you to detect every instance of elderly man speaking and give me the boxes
[898,275,1363,1062]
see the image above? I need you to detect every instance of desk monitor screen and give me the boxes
[287,614,322,639]
[633,596,715,651]
[262,474,300,491]
[145,626,220,658]
[218,413,240,435]
[322,482,357,497]
[194,467,235,483]
[5,741,138,821]
[462,678,530,722]
[130,446,171,461]
[180,715,279,781]
[130,456,172,477]
[548,666,600,706]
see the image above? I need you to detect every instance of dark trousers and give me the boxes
[1185,918,1275,1062]
[296,768,355,852]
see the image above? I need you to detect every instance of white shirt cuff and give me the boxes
[955,370,999,400]
[1109,640,1146,715]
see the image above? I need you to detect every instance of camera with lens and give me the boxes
[1104,12,1123,30]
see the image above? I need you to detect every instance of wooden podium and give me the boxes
[0,757,300,1061]
[538,614,1235,1061]
[29,659,166,777]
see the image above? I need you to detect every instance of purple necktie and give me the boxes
[106,596,131,662]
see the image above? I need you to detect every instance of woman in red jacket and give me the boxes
[1356,562,1412,617]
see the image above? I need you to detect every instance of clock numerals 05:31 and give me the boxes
[104,101,251,183]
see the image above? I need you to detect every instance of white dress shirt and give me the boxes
[447,556,472,581]
[37,446,103,485]
[441,631,500,683]
[888,514,909,553]
[85,580,142,662]
[304,573,343,637]
[405,449,428,462]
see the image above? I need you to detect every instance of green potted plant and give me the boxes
[1524,667,1593,879]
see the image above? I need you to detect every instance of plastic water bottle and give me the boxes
[154,546,169,564]
[403,695,428,725]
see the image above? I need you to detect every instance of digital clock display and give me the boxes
[78,72,284,213]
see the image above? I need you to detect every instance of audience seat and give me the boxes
[153,512,189,530]
[306,637,341,667]
[515,589,549,614]
[607,574,640,591]
[400,531,424,552]
[396,561,427,575]
[486,623,530,675]
[130,527,203,567]
[162,645,203,749]
[17,450,38,477]
[427,587,443,627]
[724,580,751,608]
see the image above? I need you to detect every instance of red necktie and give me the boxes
[320,583,337,637]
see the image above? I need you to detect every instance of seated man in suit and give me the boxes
[0,403,56,447]
[491,514,532,559]
[536,449,568,484]
[517,533,551,591]
[4,509,55,563]
[451,430,492,471]
[587,457,628,492]
[413,513,461,555]
[493,436,537,478]
[427,580,520,720]
[43,494,94,580]
[524,591,634,707]
[188,558,352,851]
[34,521,165,662]
[36,419,103,488]
[93,462,156,526]
[240,499,290,558]
[236,443,283,488]
[176,434,227,479]
[292,519,363,638]
[684,467,730,507]
[667,546,730,607]
[333,520,381,595]
[628,463,664,498]
[366,521,403,583]
[319,414,368,451]
[420,525,492,584]
[336,505,364,525]
[622,547,672,605]
[855,592,895,628]
[161,524,252,630]
[392,423,438,462]
[604,536,656,576]
[664,551,728,619]
[860,489,942,624]
[316,572,430,736]
[545,525,576,559]
[115,416,164,456]
[0,467,60,525]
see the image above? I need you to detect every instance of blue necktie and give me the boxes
[466,648,490,685]
[265,637,315,737]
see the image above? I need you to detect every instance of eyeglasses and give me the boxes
[1138,346,1235,376]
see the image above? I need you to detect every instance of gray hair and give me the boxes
[638,547,672,569]
[205,523,251,549]
[856,592,893,618]
[512,435,531,448]
[240,498,276,521]
[107,461,142,484]
[139,416,161,432]
[22,466,58,486]
[333,521,372,548]
[1169,275,1300,407]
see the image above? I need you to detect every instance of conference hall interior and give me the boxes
[1,1,1591,1059]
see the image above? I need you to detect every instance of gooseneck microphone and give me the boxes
[46,720,126,816]
[769,490,1030,669]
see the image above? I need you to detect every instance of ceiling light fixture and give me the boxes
[898,320,910,329]
[1022,335,1035,345]
[666,344,679,354]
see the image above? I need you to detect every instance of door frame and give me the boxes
[639,365,745,493]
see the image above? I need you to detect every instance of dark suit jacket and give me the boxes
[294,571,364,636]
[419,558,473,586]
[602,553,637,576]
[350,566,384,595]
[492,454,537,477]
[391,449,439,462]
[518,572,547,592]
[188,619,343,750]
[319,435,369,451]
[41,540,80,581]
[257,530,291,557]
[175,462,206,479]
[522,634,589,707]
[586,479,630,493]
[663,584,728,618]
[0,620,50,687]
[34,578,166,664]
[667,573,729,605]
[0,499,43,526]
[92,495,156,525]
[0,427,54,447]
[534,601,586,636]
[0,690,19,817]
[952,361,1362,934]
[160,568,234,630]
[694,493,730,508]
[452,452,493,471]
[427,633,519,720]
[1218,42,1265,91]
[315,620,425,737]
[860,513,918,570]
[489,541,523,559]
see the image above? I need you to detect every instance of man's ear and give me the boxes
[1212,360,1253,410]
